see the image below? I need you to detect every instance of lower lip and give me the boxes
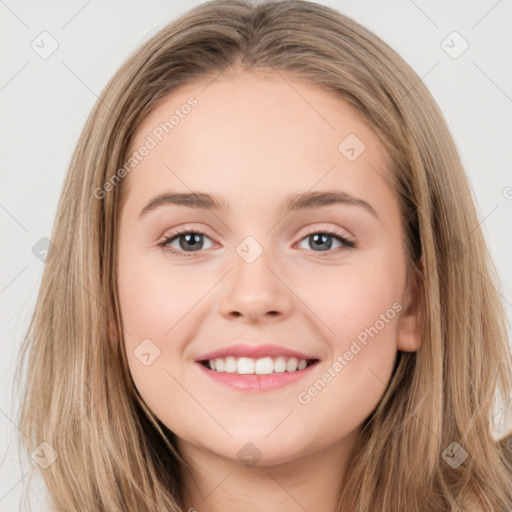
[195,361,319,392]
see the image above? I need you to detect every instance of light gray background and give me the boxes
[1,0,511,509]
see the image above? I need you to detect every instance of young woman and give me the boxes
[16,1,512,510]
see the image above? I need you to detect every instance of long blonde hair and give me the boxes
[15,1,512,510]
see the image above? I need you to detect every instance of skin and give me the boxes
[116,69,421,512]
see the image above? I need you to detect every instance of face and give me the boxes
[116,70,421,467]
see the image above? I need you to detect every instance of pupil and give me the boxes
[181,233,202,251]
[311,233,332,251]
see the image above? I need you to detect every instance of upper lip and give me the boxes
[195,343,319,362]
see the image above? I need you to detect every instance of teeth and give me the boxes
[298,359,307,370]
[286,357,298,372]
[238,357,255,374]
[255,357,273,374]
[206,356,313,374]
[274,356,287,373]
[225,356,237,373]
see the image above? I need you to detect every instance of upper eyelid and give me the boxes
[162,221,354,237]
[162,225,353,240]
[161,225,216,242]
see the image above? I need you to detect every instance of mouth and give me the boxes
[196,358,319,392]
[194,343,320,392]
[199,356,318,375]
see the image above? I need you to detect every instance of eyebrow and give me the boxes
[138,190,378,219]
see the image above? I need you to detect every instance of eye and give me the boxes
[159,229,215,258]
[296,228,355,254]
[158,227,356,258]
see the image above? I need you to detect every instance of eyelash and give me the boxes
[158,226,356,259]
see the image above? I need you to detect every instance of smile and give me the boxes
[201,356,316,374]
[195,346,320,391]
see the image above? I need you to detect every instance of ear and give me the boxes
[397,266,423,352]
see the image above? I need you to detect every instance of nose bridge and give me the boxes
[219,233,292,320]
[232,233,277,292]
[235,234,267,266]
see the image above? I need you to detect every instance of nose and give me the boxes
[218,244,294,323]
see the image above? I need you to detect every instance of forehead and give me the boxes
[124,70,392,210]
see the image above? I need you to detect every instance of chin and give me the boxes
[216,433,314,468]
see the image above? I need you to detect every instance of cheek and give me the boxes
[294,260,404,433]
[118,252,207,341]
[305,255,404,345]
[297,260,402,382]
[117,251,219,418]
